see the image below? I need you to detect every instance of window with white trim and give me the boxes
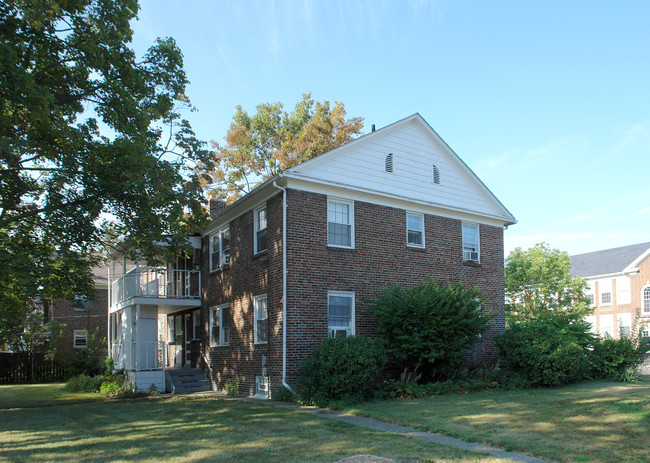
[210,226,231,271]
[254,295,268,344]
[462,223,480,262]
[642,329,650,338]
[73,295,89,311]
[643,287,650,314]
[586,293,595,306]
[406,212,424,248]
[255,375,269,397]
[600,280,612,306]
[210,305,230,346]
[328,291,354,338]
[74,330,88,349]
[167,315,175,344]
[254,205,268,254]
[327,199,354,248]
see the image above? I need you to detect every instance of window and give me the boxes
[327,199,354,248]
[210,305,230,346]
[586,294,595,306]
[385,153,394,173]
[618,313,632,338]
[642,329,650,338]
[254,295,268,344]
[255,375,269,397]
[433,164,440,184]
[167,315,175,344]
[462,223,480,262]
[73,295,89,311]
[644,287,650,313]
[406,212,424,248]
[74,330,88,349]
[601,292,612,306]
[254,206,268,254]
[328,291,354,338]
[210,227,231,271]
[192,310,201,340]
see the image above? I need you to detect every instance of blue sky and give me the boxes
[131,0,650,256]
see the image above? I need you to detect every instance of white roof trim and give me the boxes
[624,247,650,273]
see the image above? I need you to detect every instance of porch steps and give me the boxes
[166,368,211,394]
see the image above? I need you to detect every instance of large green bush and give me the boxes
[496,315,594,387]
[297,335,386,407]
[368,280,488,381]
[590,337,646,380]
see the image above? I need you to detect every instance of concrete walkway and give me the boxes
[232,396,550,463]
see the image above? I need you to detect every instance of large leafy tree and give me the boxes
[505,243,591,324]
[0,0,210,348]
[198,93,363,203]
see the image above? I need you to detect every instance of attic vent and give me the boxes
[432,164,440,184]
[385,153,394,173]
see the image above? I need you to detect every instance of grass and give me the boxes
[345,379,650,463]
[0,384,507,463]
[0,383,104,409]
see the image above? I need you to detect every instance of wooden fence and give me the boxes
[0,352,68,384]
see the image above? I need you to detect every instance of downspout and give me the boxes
[273,180,296,395]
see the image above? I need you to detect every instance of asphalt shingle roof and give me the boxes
[570,242,650,277]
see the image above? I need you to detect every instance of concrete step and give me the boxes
[166,368,211,394]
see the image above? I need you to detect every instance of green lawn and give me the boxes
[346,380,650,463]
[0,384,506,463]
[0,383,104,409]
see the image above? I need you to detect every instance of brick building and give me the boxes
[109,114,516,395]
[570,242,650,339]
[48,265,109,355]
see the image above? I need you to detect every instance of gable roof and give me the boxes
[284,113,516,226]
[570,242,650,277]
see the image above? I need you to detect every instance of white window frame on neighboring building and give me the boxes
[328,291,355,338]
[253,204,268,255]
[210,304,230,347]
[73,295,89,311]
[210,226,231,272]
[600,280,613,306]
[255,375,269,398]
[74,330,88,349]
[462,222,480,262]
[254,294,268,344]
[406,212,425,248]
[327,198,354,249]
[639,285,650,314]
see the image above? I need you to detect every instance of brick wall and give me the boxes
[203,188,506,395]
[50,288,109,355]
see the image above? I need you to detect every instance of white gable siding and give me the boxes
[290,119,506,220]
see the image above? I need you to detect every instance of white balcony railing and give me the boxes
[111,267,200,306]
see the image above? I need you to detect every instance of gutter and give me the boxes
[273,179,297,395]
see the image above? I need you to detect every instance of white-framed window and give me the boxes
[73,295,89,311]
[210,305,230,346]
[210,226,231,272]
[192,310,201,340]
[328,291,354,338]
[642,329,650,338]
[74,330,88,349]
[167,315,175,343]
[406,212,425,248]
[254,294,268,344]
[586,293,595,306]
[617,313,632,339]
[327,198,354,248]
[601,292,612,305]
[643,286,650,314]
[255,375,269,397]
[254,205,268,254]
[462,222,480,262]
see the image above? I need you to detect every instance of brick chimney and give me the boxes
[209,198,226,220]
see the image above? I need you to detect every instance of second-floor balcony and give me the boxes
[111,267,201,308]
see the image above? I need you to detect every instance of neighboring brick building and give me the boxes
[201,113,516,397]
[47,265,109,355]
[570,242,650,340]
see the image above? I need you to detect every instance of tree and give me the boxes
[198,93,364,203]
[0,0,210,347]
[505,243,591,324]
[369,280,488,382]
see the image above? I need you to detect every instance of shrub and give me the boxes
[368,280,488,381]
[297,335,386,407]
[496,315,593,387]
[374,378,499,400]
[65,374,103,393]
[226,377,242,396]
[590,337,646,380]
[100,372,136,398]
